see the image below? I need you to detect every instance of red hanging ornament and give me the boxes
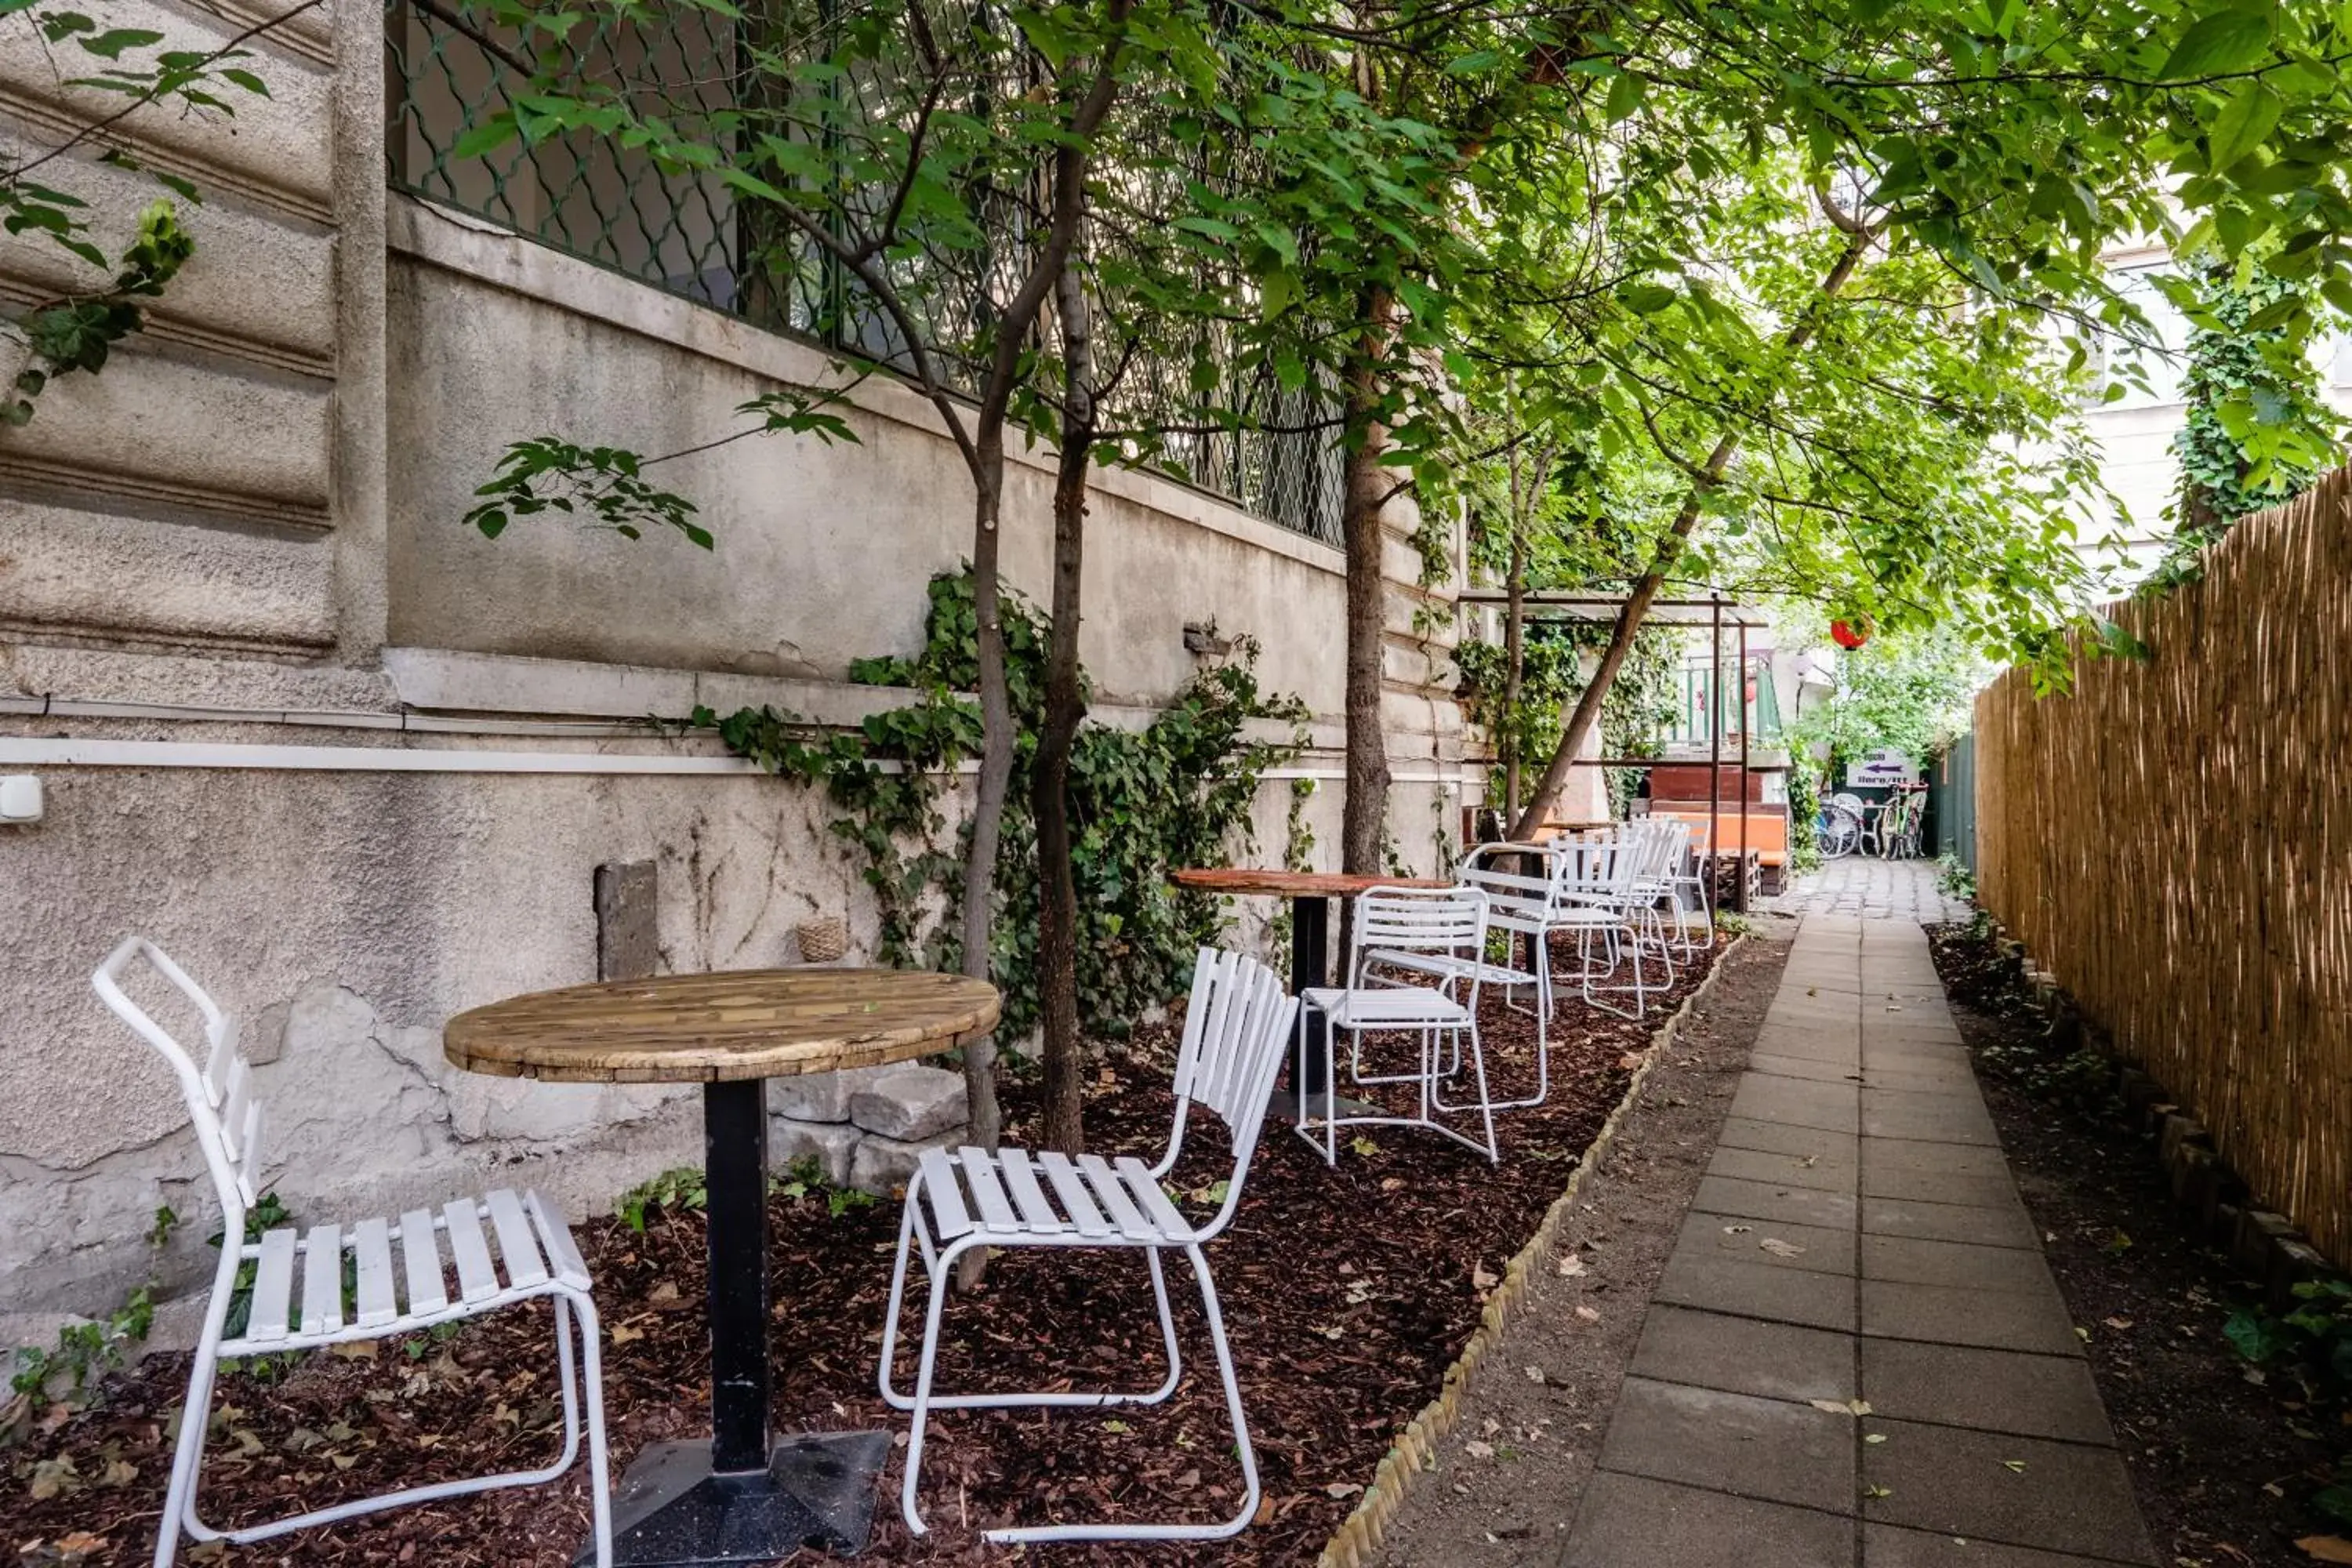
[1831,619,1870,651]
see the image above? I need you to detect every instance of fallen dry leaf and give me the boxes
[1325,1482,1363,1500]
[1573,1305,1601,1323]
[1556,1254,1587,1278]
[2102,1316,2134,1330]
[1523,1366,1546,1385]
[610,1323,648,1345]
[1465,1440,1497,1459]
[1722,1223,1755,1235]
[1759,1237,1807,1258]
[2299,1539,2352,1565]
[1472,1262,1499,1291]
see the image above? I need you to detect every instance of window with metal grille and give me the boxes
[383,0,1344,546]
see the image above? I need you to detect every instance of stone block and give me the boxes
[595,861,659,982]
[2158,1112,2207,1166]
[850,1129,962,1195]
[849,1066,967,1142]
[771,1117,860,1188]
[2270,1239,2332,1313]
[2233,1209,2301,1279]
[768,1065,887,1124]
[2169,1141,2216,1210]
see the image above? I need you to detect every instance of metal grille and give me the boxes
[384,0,1344,545]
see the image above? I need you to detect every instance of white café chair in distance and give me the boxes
[877,946,1299,1544]
[92,936,613,1568]
[1298,886,1501,1165]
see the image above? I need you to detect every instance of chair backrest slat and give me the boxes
[1162,946,1299,1240]
[92,936,257,1233]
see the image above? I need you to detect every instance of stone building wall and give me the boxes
[0,0,1468,1327]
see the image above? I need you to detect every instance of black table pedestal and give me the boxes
[1270,894,1381,1123]
[583,1080,890,1564]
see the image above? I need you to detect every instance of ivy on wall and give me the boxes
[2156,264,2342,586]
[696,573,1307,1046]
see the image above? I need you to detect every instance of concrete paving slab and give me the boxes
[1655,1250,1859,1332]
[1679,1211,1860,1276]
[1860,1234,2062,1296]
[1751,1053,1870,1084]
[1563,1472,1855,1568]
[1731,1076,1862,1134]
[1599,1377,1858,1513]
[1860,1167,2024,1207]
[1719,1116,1863,1163]
[1860,1102,2001,1146]
[1860,1420,2156,1564]
[1859,1340,2114,1444]
[1860,1280,2081,1357]
[1631,1305,1859,1405]
[1694,1174,1861,1230]
[1863,1523,2136,1568]
[1860,1196,2042,1250]
[1863,1139,2013,1179]
[1710,1144,1858,1193]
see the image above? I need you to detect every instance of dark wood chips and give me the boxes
[12,947,1719,1566]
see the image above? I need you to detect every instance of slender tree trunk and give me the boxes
[1508,225,1875,840]
[1339,287,1399,875]
[959,455,1011,1158]
[1501,521,1529,822]
[1034,248,1094,1156]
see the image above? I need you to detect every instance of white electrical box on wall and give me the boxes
[0,775,44,824]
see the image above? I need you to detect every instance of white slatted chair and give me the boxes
[1555,837,1668,1019]
[1667,818,1716,956]
[92,937,612,1568]
[877,946,1298,1544]
[1298,887,1501,1164]
[1371,844,1589,1111]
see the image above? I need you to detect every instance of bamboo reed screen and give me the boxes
[1973,465,2352,1268]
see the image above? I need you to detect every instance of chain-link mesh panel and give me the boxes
[384,0,1343,546]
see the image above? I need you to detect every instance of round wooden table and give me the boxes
[446,968,999,1566]
[1171,868,1449,1105]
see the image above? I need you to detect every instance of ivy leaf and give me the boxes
[1604,71,1645,124]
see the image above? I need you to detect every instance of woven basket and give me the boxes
[795,916,849,965]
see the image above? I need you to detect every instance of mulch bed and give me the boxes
[10,947,1719,1567]
[1927,920,2347,1568]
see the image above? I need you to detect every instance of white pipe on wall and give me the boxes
[0,735,1468,786]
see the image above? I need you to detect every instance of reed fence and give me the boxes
[1974,464,2352,1268]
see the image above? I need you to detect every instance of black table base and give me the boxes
[585,1432,891,1566]
[583,1080,893,1563]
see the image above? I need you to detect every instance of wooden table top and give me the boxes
[444,968,1001,1085]
[1171,867,1451,898]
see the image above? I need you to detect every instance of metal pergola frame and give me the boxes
[1460,591,1770,913]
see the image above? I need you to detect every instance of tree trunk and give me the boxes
[1339,288,1399,876]
[1034,248,1094,1156]
[959,456,1011,1160]
[1501,517,1529,822]
[1508,225,1875,840]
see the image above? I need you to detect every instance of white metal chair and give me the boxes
[1298,887,1501,1164]
[877,946,1298,1544]
[92,936,612,1568]
[1665,819,1716,956]
[1556,837,1668,1019]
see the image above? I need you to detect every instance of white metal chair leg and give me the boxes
[880,1242,1185,1410]
[898,1236,964,1537]
[982,1244,1261,1545]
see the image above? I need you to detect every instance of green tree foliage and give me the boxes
[1784,618,1984,779]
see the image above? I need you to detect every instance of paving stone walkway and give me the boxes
[1558,915,2157,1568]
[1769,858,1973,924]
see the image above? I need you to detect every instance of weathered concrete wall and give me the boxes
[0,14,1467,1330]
